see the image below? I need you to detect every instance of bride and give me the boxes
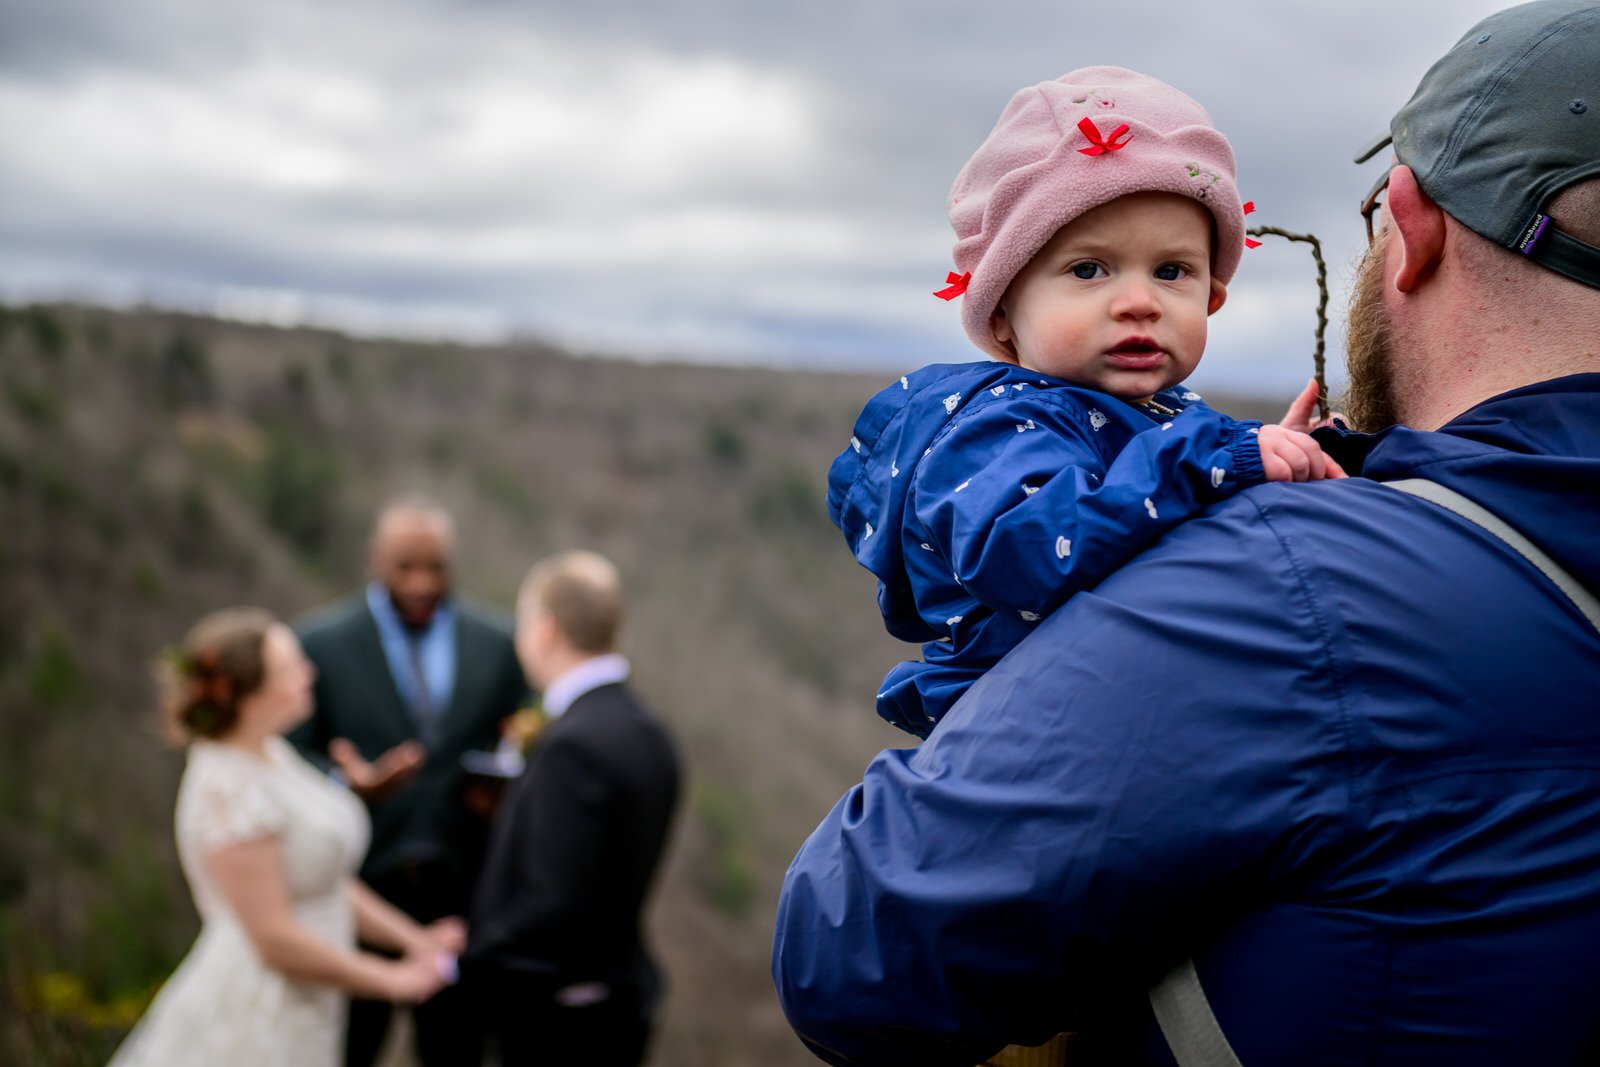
[110,607,460,1067]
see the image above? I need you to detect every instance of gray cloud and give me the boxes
[0,0,1512,390]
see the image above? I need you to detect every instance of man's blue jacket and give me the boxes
[773,375,1600,1065]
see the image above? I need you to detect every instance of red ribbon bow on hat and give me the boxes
[933,271,971,300]
[1077,117,1132,156]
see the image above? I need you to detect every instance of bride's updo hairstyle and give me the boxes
[159,607,278,744]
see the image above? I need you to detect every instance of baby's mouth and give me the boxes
[1106,338,1165,365]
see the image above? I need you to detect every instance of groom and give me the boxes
[464,550,681,1067]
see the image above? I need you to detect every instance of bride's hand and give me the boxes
[383,952,449,1004]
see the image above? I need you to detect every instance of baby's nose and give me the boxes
[1110,277,1161,318]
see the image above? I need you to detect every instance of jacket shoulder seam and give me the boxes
[1242,493,1360,812]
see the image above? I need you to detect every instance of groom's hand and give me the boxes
[422,916,468,955]
[330,738,425,801]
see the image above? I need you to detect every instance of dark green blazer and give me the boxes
[289,593,529,901]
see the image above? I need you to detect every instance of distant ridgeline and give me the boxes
[0,300,910,1067]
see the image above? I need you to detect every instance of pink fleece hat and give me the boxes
[948,66,1247,359]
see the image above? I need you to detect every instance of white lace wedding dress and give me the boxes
[109,736,370,1067]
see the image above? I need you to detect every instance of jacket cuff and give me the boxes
[1312,419,1380,476]
[1225,421,1267,487]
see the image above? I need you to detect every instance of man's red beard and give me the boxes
[1342,233,1402,432]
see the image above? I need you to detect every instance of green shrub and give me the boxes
[131,561,165,605]
[283,362,313,401]
[27,623,89,712]
[476,465,536,521]
[0,444,22,492]
[5,378,64,426]
[85,317,113,357]
[257,424,341,557]
[25,306,67,361]
[177,481,214,535]
[78,836,185,1000]
[0,610,15,676]
[34,461,84,515]
[425,430,458,467]
[326,345,355,385]
[157,333,213,410]
[166,481,220,564]
[703,420,745,467]
[748,466,828,536]
[90,505,124,546]
[692,782,758,920]
[776,637,841,697]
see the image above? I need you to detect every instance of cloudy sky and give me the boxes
[1,0,1513,394]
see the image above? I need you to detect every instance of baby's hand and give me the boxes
[1259,377,1348,481]
[1257,424,1347,481]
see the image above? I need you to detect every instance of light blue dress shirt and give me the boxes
[365,582,457,743]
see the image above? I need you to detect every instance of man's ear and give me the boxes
[1207,278,1228,316]
[989,303,1020,363]
[1385,164,1446,294]
[534,610,561,650]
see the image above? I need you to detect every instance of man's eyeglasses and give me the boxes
[1361,170,1391,244]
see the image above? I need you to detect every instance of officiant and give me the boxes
[290,497,529,1067]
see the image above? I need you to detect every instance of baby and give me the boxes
[830,66,1343,738]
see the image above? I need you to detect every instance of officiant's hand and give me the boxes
[330,738,424,801]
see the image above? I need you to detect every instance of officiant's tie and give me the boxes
[405,635,440,747]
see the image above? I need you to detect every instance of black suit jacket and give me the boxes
[289,594,528,897]
[465,680,681,998]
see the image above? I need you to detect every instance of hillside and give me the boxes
[0,303,1292,1065]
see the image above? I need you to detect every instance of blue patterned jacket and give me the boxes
[828,360,1265,735]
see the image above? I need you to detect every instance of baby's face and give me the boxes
[991,192,1226,404]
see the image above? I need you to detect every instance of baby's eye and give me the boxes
[1069,262,1106,280]
[1154,263,1189,281]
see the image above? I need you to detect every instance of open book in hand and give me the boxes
[459,744,525,781]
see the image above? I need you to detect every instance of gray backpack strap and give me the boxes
[1149,958,1243,1067]
[1385,478,1600,632]
[1148,477,1598,1067]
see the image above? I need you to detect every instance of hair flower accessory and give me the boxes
[1076,117,1132,156]
[187,672,235,708]
[933,271,971,301]
[179,647,235,708]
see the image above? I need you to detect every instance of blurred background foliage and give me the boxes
[0,302,1287,1065]
[0,301,910,1066]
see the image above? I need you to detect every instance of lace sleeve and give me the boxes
[183,752,288,853]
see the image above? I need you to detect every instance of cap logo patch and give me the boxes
[1518,214,1551,254]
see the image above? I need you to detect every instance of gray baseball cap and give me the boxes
[1355,0,1600,288]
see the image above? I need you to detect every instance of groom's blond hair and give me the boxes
[518,551,623,654]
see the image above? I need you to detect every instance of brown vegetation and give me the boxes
[0,303,1287,1065]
